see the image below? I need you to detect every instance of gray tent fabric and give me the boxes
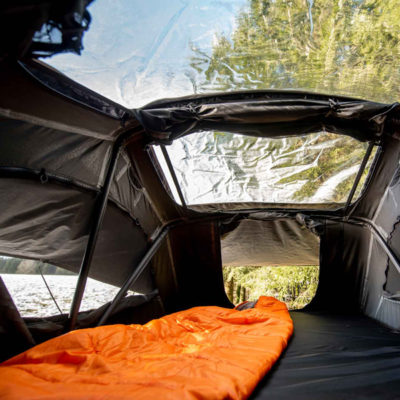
[135,92,399,144]
[0,118,111,188]
[0,117,159,235]
[385,222,400,296]
[109,149,160,235]
[0,61,129,141]
[221,219,319,267]
[0,178,154,292]
[361,161,400,330]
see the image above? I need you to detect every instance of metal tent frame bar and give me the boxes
[320,215,400,274]
[67,128,140,331]
[160,145,187,208]
[344,142,375,213]
[97,226,171,326]
[347,217,400,275]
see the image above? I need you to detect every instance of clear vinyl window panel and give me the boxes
[154,131,376,206]
[46,0,400,108]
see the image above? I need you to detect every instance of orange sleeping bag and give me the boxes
[0,296,293,400]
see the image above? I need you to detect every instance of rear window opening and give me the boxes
[153,131,377,209]
[223,265,319,310]
[220,218,320,310]
[0,256,130,318]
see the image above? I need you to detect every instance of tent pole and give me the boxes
[67,130,135,331]
[370,226,400,274]
[97,226,170,326]
[96,214,229,327]
[160,145,187,208]
[325,216,400,275]
[348,217,400,275]
[344,142,375,213]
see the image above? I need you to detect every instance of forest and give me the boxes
[223,265,319,309]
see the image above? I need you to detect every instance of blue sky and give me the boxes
[48,0,247,108]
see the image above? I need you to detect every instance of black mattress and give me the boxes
[251,311,400,400]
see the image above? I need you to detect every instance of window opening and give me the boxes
[154,131,377,209]
[0,256,132,318]
[221,218,320,309]
[223,265,319,310]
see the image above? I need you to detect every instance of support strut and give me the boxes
[160,145,187,208]
[97,226,170,326]
[68,129,137,331]
[344,142,375,213]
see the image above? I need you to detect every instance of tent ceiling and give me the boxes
[45,0,400,108]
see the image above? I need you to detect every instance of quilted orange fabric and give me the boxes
[0,296,293,400]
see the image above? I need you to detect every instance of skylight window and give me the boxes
[44,0,400,108]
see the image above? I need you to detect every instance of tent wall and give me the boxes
[152,221,231,313]
[0,61,164,294]
[352,135,400,329]
[308,222,369,313]
[0,117,159,234]
[307,135,400,329]
[0,119,111,187]
[0,62,124,140]
[362,163,400,329]
[0,178,154,292]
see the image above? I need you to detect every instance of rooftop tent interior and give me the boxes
[0,0,400,398]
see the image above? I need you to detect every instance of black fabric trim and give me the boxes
[135,91,399,145]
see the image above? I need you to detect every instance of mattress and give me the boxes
[251,311,400,400]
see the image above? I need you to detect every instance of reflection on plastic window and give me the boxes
[155,131,374,206]
[46,0,400,108]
